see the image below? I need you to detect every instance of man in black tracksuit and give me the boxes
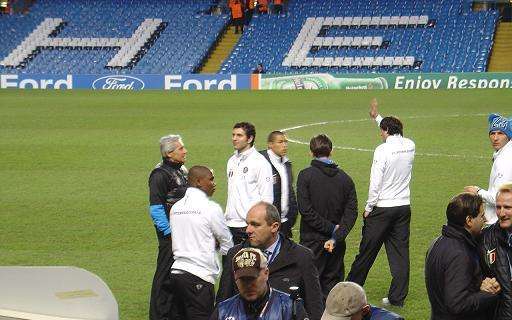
[297,134,358,300]
[148,134,188,320]
[480,183,512,320]
[259,130,298,238]
[425,192,499,320]
[216,202,324,320]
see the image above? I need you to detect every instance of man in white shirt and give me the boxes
[259,131,298,238]
[347,98,415,307]
[226,122,274,244]
[465,113,512,224]
[169,165,233,320]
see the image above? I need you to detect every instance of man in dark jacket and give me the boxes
[425,192,500,320]
[260,131,298,238]
[297,134,358,300]
[480,183,512,320]
[148,134,188,320]
[211,247,308,320]
[216,202,324,320]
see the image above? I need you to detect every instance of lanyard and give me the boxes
[258,288,272,318]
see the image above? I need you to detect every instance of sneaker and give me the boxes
[382,297,403,307]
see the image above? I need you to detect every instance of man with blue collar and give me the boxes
[211,247,308,320]
[297,134,358,301]
[217,202,323,320]
[465,113,512,225]
[347,98,415,307]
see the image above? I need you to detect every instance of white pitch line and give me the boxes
[281,113,488,160]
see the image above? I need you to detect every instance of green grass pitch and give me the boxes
[1,89,511,319]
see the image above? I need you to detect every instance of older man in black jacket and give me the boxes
[216,202,324,320]
[297,134,358,300]
[425,192,500,320]
[480,183,512,320]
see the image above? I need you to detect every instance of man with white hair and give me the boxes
[321,282,403,320]
[148,134,188,320]
[465,113,512,224]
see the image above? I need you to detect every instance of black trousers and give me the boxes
[347,205,411,306]
[301,238,346,301]
[229,226,247,245]
[233,17,244,33]
[169,270,214,320]
[149,236,174,320]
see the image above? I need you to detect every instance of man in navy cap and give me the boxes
[465,113,512,225]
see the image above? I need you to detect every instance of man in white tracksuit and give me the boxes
[347,98,415,308]
[169,165,233,320]
[226,122,274,244]
[465,113,512,224]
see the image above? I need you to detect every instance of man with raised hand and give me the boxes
[169,166,233,320]
[465,113,512,225]
[260,130,298,238]
[347,98,415,307]
[226,122,273,244]
[148,134,188,320]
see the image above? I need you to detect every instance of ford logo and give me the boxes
[92,76,145,90]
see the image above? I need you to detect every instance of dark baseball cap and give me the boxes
[232,248,268,280]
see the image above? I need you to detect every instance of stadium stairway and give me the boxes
[488,22,512,71]
[199,26,241,73]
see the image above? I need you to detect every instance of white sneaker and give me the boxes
[382,297,391,306]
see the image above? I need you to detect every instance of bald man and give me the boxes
[169,165,233,320]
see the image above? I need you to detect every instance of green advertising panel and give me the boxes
[258,72,512,90]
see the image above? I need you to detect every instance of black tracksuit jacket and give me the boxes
[425,224,497,320]
[296,159,357,242]
[480,223,512,320]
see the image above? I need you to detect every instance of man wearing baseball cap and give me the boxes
[465,113,512,224]
[321,282,403,320]
[211,247,309,320]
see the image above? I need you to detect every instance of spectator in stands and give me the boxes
[229,0,244,34]
[169,166,233,320]
[425,192,500,320]
[273,0,283,14]
[347,98,415,308]
[297,134,358,301]
[148,134,188,320]
[257,0,268,14]
[480,183,512,319]
[322,282,404,320]
[244,0,255,26]
[252,63,265,74]
[217,202,324,320]
[464,113,512,225]
[259,131,297,238]
[225,122,273,245]
[211,247,309,320]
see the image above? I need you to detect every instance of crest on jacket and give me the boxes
[486,248,497,266]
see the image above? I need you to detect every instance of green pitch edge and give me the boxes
[200,26,241,74]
